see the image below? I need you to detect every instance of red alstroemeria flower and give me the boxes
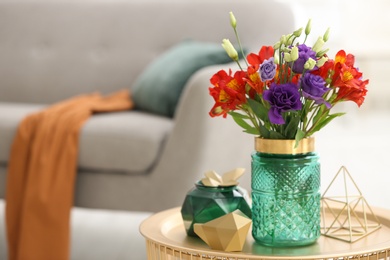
[312,50,369,106]
[209,69,247,117]
[332,50,363,88]
[245,65,264,95]
[335,81,368,107]
[331,50,369,106]
[247,46,274,67]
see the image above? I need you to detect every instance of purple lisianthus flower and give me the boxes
[263,83,302,124]
[292,44,316,74]
[300,73,331,108]
[259,57,277,82]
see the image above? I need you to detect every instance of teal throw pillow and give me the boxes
[132,40,235,118]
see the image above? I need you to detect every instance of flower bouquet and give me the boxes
[209,13,369,145]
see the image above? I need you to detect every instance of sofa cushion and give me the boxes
[0,102,173,173]
[132,40,233,118]
[79,110,172,173]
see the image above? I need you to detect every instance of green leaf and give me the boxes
[284,113,300,139]
[309,112,345,136]
[269,131,285,139]
[244,127,260,135]
[259,124,270,138]
[247,98,269,122]
[312,104,328,124]
[294,128,306,148]
[332,112,346,117]
[228,111,250,120]
[230,113,259,135]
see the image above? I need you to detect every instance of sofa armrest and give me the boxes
[152,63,253,197]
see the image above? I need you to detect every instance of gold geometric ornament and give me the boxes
[194,210,251,252]
[321,166,381,243]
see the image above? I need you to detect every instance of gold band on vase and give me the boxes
[255,137,315,155]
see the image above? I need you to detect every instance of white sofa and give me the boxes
[0,0,294,259]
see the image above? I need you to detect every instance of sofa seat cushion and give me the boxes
[0,199,152,259]
[79,110,173,173]
[0,102,173,173]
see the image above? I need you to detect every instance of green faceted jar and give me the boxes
[251,137,321,247]
[181,181,252,237]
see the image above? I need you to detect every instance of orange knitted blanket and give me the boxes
[5,90,133,260]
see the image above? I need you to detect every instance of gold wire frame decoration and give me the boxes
[321,166,381,243]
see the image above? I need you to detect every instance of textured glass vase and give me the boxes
[251,137,321,247]
[181,181,252,237]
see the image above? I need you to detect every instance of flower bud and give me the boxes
[323,27,330,42]
[304,57,316,70]
[290,46,299,61]
[316,48,330,57]
[286,34,294,45]
[273,41,281,50]
[229,12,237,29]
[305,19,312,35]
[293,27,303,37]
[312,36,325,53]
[325,78,332,85]
[280,35,286,45]
[245,83,253,93]
[212,106,224,115]
[284,52,292,62]
[273,52,279,64]
[316,56,328,67]
[221,39,238,61]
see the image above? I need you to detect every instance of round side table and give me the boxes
[140,207,390,260]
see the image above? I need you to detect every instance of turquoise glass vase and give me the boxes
[251,137,321,247]
[181,181,252,237]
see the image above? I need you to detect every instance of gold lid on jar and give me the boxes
[255,137,315,155]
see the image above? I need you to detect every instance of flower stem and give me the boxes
[303,102,318,131]
[306,104,333,135]
[235,60,244,71]
[303,34,308,44]
[234,28,248,67]
[247,107,260,131]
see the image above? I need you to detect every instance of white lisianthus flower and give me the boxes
[221,39,238,61]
